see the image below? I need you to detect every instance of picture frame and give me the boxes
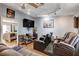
[43,19,54,28]
[6,8,15,18]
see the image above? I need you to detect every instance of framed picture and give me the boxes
[6,8,15,18]
[43,20,54,28]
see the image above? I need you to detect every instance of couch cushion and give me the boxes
[0,45,10,52]
[64,32,77,44]
[0,43,6,46]
[64,32,71,39]
[0,49,22,56]
[72,36,79,46]
[70,35,78,46]
[39,37,45,41]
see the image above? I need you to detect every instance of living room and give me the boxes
[0,3,79,56]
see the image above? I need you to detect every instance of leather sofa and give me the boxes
[53,32,79,56]
[0,43,22,56]
[33,34,51,53]
[0,43,42,56]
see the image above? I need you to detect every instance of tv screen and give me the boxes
[23,19,34,27]
[30,20,34,27]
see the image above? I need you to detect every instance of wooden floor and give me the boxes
[23,42,48,56]
[3,40,48,56]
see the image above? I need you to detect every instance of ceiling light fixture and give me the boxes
[38,4,61,17]
[21,4,25,9]
[21,4,31,15]
[47,4,61,16]
[48,7,61,15]
[27,9,31,15]
[21,3,28,9]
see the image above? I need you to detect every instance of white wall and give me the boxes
[0,4,78,38]
[0,4,34,35]
[35,15,78,38]
[54,16,78,37]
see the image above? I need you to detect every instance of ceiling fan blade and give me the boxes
[29,3,44,8]
[29,3,38,8]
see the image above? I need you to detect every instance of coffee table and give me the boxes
[18,40,33,46]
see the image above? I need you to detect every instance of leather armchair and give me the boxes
[53,41,75,56]
[34,34,51,52]
[54,32,72,41]
[53,32,79,56]
[34,39,46,51]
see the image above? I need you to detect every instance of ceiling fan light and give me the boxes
[26,9,31,15]
[21,4,28,9]
[21,4,25,9]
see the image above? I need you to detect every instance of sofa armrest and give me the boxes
[35,40,45,43]
[53,42,75,56]
[53,39,59,44]
[60,42,75,50]
[0,49,22,56]
[33,40,46,51]
[53,38,64,44]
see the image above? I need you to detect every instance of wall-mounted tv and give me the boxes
[23,19,34,28]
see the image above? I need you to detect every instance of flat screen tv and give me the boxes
[23,19,34,28]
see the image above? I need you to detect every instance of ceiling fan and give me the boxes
[29,3,44,8]
[21,3,44,9]
[21,4,27,9]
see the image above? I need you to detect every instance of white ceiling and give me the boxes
[3,3,79,17]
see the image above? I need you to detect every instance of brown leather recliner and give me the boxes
[33,34,51,53]
[53,32,79,56]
